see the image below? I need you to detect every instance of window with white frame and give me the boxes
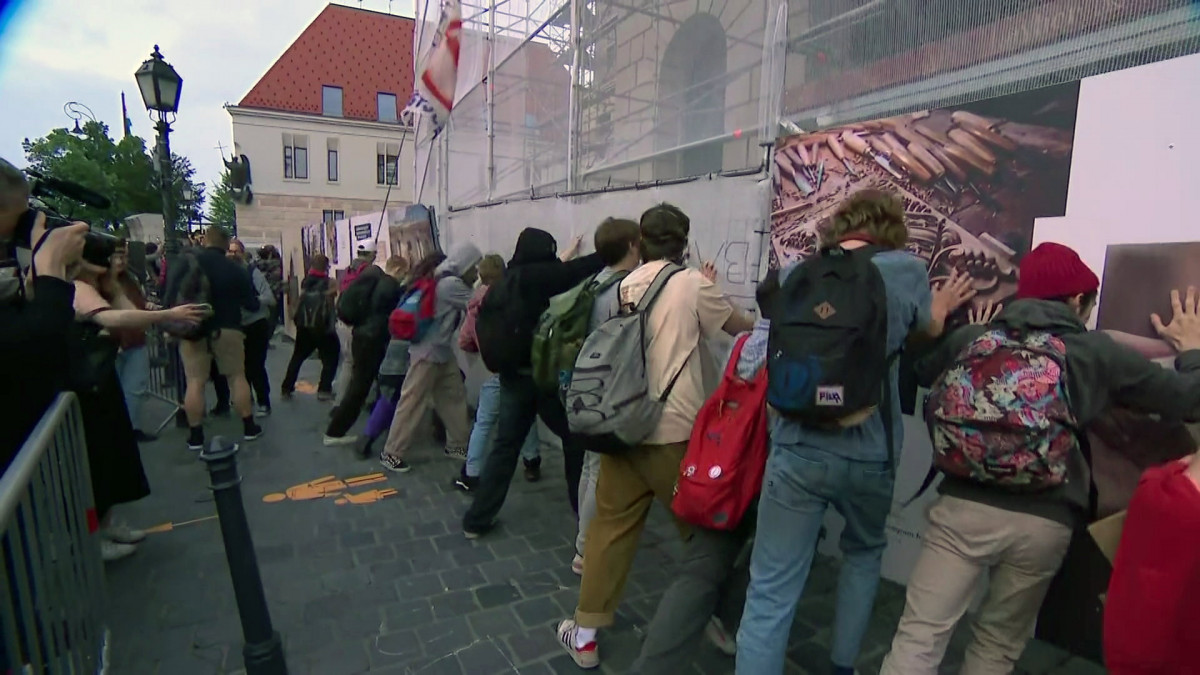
[322,210,345,223]
[282,134,309,180]
[376,142,399,185]
[327,138,339,182]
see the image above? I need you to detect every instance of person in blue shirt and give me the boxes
[734,189,974,675]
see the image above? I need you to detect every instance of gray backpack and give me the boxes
[564,263,685,454]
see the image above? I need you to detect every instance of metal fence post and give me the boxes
[199,437,287,675]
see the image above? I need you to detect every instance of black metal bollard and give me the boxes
[200,437,288,674]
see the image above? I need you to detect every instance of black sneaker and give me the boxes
[463,519,497,540]
[133,430,158,443]
[453,474,479,493]
[355,436,377,460]
[243,421,264,442]
[209,404,231,418]
[524,460,542,483]
[380,453,411,473]
[187,428,205,451]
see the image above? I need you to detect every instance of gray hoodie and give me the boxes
[409,242,482,365]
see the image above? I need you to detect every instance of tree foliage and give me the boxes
[21,121,205,231]
[207,169,237,228]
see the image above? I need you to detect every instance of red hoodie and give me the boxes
[1104,456,1200,674]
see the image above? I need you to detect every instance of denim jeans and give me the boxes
[735,442,895,674]
[115,345,150,430]
[465,374,540,477]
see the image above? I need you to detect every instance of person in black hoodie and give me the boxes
[463,227,603,538]
[323,254,406,445]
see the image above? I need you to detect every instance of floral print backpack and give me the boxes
[925,329,1079,490]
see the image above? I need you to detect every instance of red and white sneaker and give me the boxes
[555,619,599,669]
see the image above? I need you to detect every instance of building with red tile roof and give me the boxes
[227,3,418,274]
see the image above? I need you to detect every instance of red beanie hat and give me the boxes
[1017,242,1100,300]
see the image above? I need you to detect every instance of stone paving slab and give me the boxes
[103,341,1106,674]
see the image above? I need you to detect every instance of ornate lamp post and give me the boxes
[63,101,97,135]
[134,45,183,256]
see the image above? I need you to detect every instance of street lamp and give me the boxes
[134,45,183,256]
[63,101,97,135]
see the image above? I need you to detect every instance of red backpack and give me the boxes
[388,276,439,341]
[671,334,770,530]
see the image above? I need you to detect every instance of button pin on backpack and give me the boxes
[814,301,837,320]
[708,466,722,479]
[684,465,696,477]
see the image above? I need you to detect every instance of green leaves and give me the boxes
[207,169,236,228]
[21,120,204,233]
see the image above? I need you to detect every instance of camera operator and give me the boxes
[0,157,87,470]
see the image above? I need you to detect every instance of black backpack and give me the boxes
[295,277,333,331]
[476,271,534,376]
[337,270,380,326]
[163,249,213,340]
[766,245,891,426]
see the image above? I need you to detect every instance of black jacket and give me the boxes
[165,246,259,331]
[353,267,403,342]
[509,229,604,318]
[917,299,1200,527]
[0,277,76,471]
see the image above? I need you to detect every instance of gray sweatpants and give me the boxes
[630,512,756,674]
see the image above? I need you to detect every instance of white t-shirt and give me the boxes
[619,261,734,444]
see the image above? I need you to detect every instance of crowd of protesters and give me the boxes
[5,148,1200,673]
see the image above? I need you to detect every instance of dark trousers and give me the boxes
[325,332,387,437]
[463,372,583,531]
[631,515,756,674]
[213,318,272,408]
[282,328,340,394]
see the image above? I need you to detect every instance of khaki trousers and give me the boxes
[880,496,1073,675]
[382,359,470,459]
[575,442,690,628]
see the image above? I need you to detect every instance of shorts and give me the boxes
[180,329,245,379]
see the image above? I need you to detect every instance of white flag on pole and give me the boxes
[402,0,462,138]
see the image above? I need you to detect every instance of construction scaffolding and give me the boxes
[416,0,1200,214]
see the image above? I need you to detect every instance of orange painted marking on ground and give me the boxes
[143,515,219,534]
[265,473,390,503]
[334,488,398,505]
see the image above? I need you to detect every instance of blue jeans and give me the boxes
[735,442,895,674]
[465,374,539,477]
[116,345,150,430]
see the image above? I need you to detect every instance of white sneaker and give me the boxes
[323,434,357,447]
[555,619,599,669]
[103,521,146,545]
[705,616,737,656]
[101,540,137,562]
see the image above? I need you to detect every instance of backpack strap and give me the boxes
[592,269,628,293]
[634,263,684,314]
[723,333,752,381]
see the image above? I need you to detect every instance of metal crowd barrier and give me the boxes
[0,393,108,674]
[144,328,185,433]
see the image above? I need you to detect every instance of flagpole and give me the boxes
[372,130,409,248]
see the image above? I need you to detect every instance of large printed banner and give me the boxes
[770,51,1200,662]
[771,82,1080,590]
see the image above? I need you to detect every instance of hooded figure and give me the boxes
[380,242,482,472]
[462,226,605,537]
[409,242,482,365]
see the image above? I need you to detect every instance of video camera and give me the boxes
[13,170,120,267]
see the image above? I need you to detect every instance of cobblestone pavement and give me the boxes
[104,341,1106,674]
